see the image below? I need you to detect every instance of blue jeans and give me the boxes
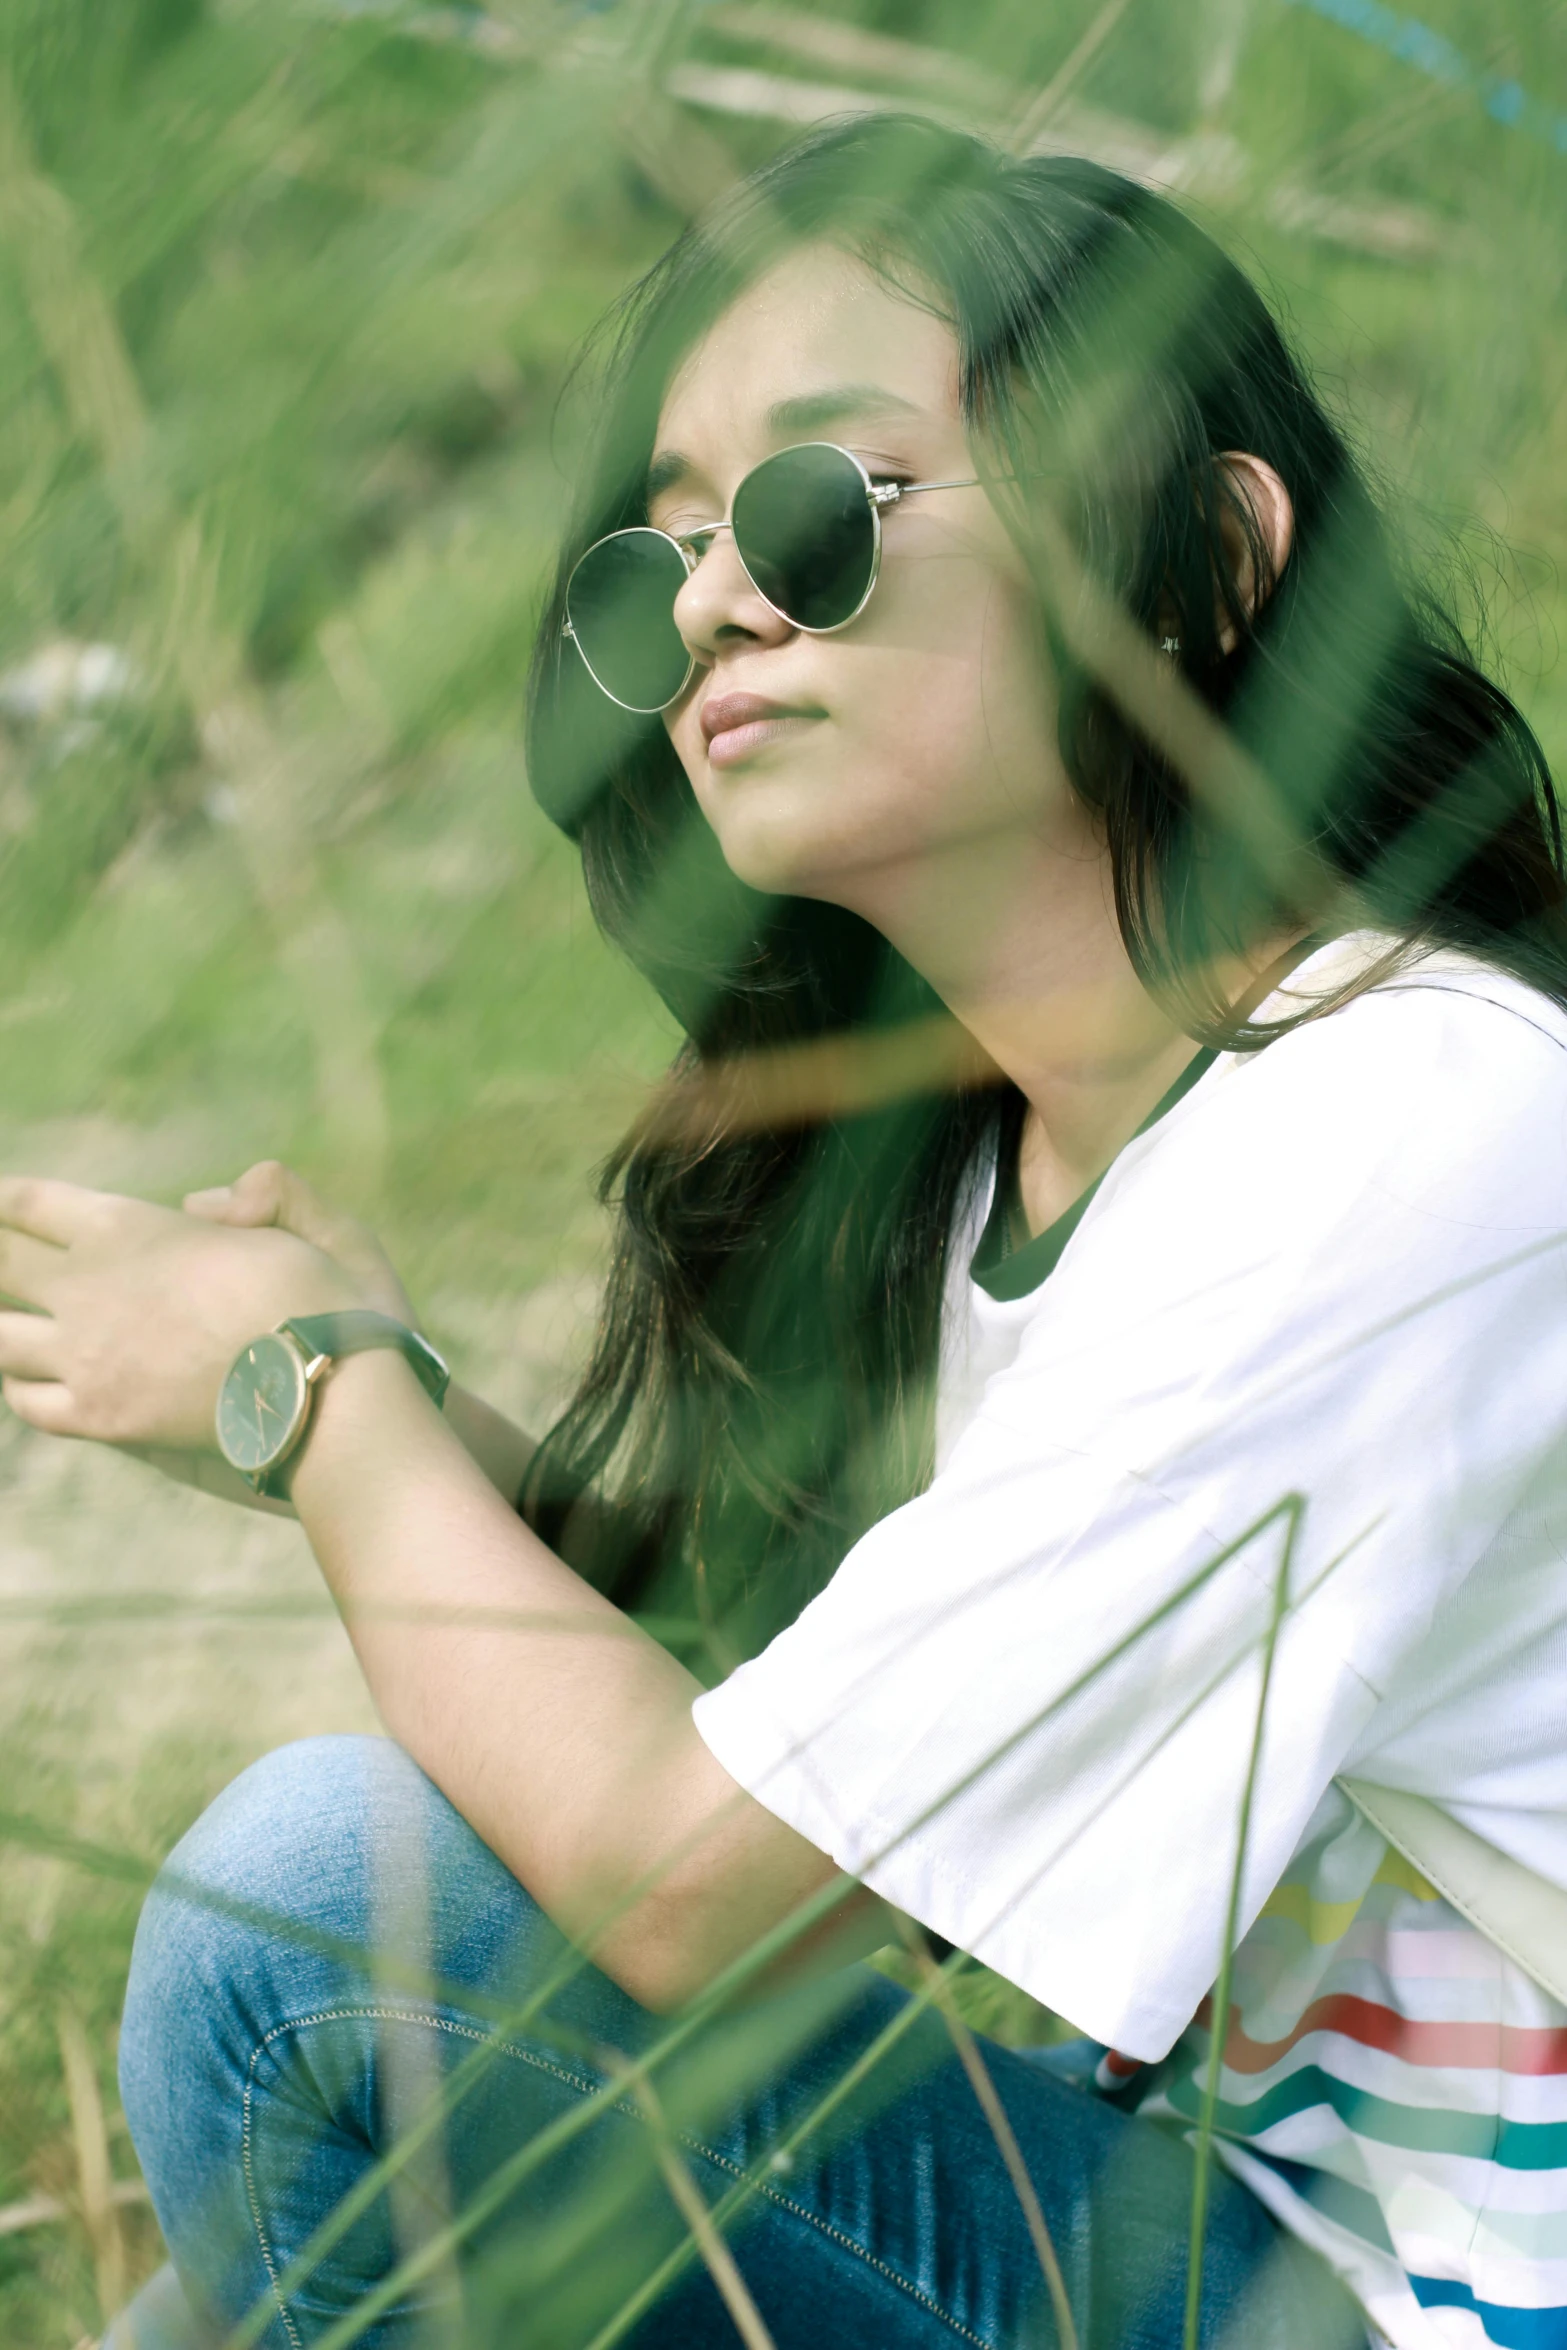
[112,1736,1365,2350]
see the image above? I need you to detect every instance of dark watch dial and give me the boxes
[215,1332,309,1476]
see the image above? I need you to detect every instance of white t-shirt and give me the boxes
[691,937,1567,2347]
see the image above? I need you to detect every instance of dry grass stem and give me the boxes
[55,2004,128,2325]
[1010,0,1139,154]
[0,2180,148,2240]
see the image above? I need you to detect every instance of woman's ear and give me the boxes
[1213,452,1295,653]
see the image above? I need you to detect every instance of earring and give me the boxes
[1160,635,1181,656]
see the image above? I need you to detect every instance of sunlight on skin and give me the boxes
[653,242,1296,1231]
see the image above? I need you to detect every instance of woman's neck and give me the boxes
[1009,1025,1207,1236]
[830,823,1295,1240]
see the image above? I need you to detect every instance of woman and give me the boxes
[16,116,1567,2349]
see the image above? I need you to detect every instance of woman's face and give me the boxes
[652,244,1094,922]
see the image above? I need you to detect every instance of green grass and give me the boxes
[1,0,1565,2336]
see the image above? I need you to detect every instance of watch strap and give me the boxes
[279,1310,451,1410]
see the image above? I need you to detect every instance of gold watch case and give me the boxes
[215,1329,329,1488]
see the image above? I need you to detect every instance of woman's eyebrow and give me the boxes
[644,387,926,503]
[765,385,924,436]
[644,448,694,505]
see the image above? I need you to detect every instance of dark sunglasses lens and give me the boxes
[732,445,875,631]
[566,529,691,711]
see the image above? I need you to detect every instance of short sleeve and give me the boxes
[691,968,1567,2057]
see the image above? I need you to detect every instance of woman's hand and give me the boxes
[0,1175,359,1450]
[183,1161,416,1324]
[185,1164,539,1508]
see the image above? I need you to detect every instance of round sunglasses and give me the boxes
[562,440,981,715]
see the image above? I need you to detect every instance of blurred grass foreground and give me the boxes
[0,0,1564,2336]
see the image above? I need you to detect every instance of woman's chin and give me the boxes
[699,764,931,905]
[712,819,859,901]
[699,792,825,894]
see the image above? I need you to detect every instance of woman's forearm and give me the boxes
[442,1381,537,1507]
[286,1352,876,2008]
[0,1164,878,2009]
[130,1382,534,1518]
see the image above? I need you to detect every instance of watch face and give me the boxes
[215,1332,309,1476]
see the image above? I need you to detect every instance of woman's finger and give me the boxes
[0,1309,60,1381]
[183,1164,281,1227]
[185,1161,340,1253]
[180,1160,417,1319]
[0,1227,70,1306]
[0,1174,110,1246]
[1,1375,79,1437]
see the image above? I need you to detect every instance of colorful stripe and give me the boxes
[1198,1991,1567,2078]
[1257,1848,1438,1942]
[1167,2058,1567,2167]
[1156,1805,1567,2346]
[1409,2275,1567,2349]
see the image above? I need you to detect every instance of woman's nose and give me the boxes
[673,531,794,664]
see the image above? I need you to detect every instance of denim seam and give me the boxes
[670,2135,996,2349]
[242,2003,994,2350]
[241,2002,606,2349]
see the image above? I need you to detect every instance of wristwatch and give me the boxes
[214,1310,450,1497]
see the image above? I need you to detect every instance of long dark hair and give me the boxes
[521,115,1566,1663]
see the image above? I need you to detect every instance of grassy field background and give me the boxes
[0,0,1564,2336]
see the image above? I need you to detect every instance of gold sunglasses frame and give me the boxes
[562,440,981,715]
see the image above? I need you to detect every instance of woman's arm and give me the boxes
[289,1351,883,2007]
[183,1162,539,1509]
[440,1381,537,1509]
[125,1379,535,1516]
[0,1174,887,2009]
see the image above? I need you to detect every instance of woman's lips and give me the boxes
[699,691,822,769]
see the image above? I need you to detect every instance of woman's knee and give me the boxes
[119,1736,545,2129]
[126,1736,409,1997]
[118,1736,656,2305]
